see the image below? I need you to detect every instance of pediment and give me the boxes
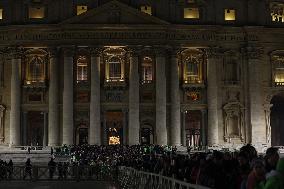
[61,0,170,25]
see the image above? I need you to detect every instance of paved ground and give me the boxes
[0,181,119,189]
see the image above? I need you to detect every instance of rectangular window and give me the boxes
[0,9,3,20]
[225,9,236,21]
[77,63,88,82]
[184,8,199,19]
[77,5,87,15]
[140,5,152,15]
[29,7,45,19]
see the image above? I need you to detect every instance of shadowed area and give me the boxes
[0,181,118,189]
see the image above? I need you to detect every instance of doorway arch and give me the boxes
[270,95,284,146]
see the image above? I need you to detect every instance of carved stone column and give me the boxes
[123,109,128,145]
[0,104,5,144]
[9,49,22,146]
[246,46,266,145]
[62,47,74,145]
[181,111,186,146]
[201,109,207,146]
[90,48,101,145]
[48,48,60,146]
[128,48,140,145]
[206,47,222,145]
[43,112,48,147]
[22,111,27,145]
[170,49,181,146]
[155,48,167,145]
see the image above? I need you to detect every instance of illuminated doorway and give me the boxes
[185,110,201,147]
[271,95,284,146]
[27,111,44,146]
[105,111,123,145]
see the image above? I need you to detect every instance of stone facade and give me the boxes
[0,0,284,147]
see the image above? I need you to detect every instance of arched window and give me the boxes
[181,49,204,84]
[76,56,88,83]
[141,57,153,84]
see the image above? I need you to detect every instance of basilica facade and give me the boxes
[0,0,284,148]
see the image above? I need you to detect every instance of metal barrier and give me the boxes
[117,166,211,189]
[0,165,117,182]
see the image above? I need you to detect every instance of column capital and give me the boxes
[8,47,24,59]
[242,46,264,60]
[153,46,167,57]
[205,46,223,59]
[47,47,59,58]
[169,47,182,57]
[127,46,142,57]
[90,47,103,57]
[62,46,75,57]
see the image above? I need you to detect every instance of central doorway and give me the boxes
[105,111,123,145]
[27,111,44,146]
[271,95,284,146]
[185,110,202,147]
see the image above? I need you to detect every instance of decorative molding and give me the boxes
[8,47,24,59]
[0,30,259,44]
[243,46,264,60]
[47,47,59,58]
[205,46,223,59]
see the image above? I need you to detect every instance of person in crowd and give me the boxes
[246,158,266,189]
[48,158,56,179]
[7,159,13,179]
[264,157,284,189]
[265,147,279,174]
[23,158,32,180]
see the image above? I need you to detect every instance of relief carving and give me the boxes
[223,101,245,142]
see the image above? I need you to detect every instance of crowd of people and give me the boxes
[0,144,283,189]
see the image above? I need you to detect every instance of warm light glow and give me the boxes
[184,8,199,19]
[109,136,120,145]
[270,3,284,22]
[141,5,152,15]
[225,9,236,21]
[77,5,87,15]
[0,9,3,20]
[29,7,45,19]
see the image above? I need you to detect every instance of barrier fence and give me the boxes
[0,164,117,182]
[0,164,211,189]
[117,166,211,189]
